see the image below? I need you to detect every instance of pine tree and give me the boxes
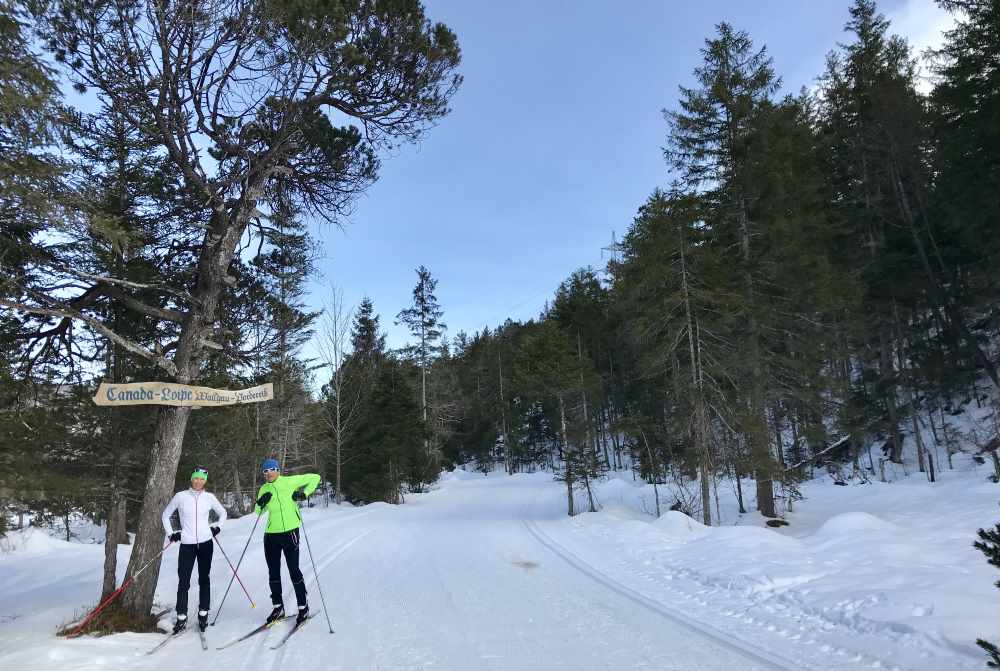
[14,0,461,620]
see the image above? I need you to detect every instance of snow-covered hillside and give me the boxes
[1,464,997,670]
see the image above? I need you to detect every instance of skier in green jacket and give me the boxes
[255,458,321,626]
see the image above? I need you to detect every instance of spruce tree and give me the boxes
[397,265,446,467]
[812,0,998,480]
[0,0,61,301]
[613,191,724,524]
[931,0,1000,391]
[342,357,422,504]
[322,296,386,503]
[664,22,781,517]
[551,268,612,475]
[514,320,599,515]
[975,523,1000,667]
[253,190,318,471]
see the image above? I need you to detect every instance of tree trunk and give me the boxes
[879,323,904,464]
[101,492,126,599]
[115,496,129,545]
[640,430,661,518]
[335,374,344,504]
[122,203,250,619]
[232,462,245,515]
[747,310,774,515]
[559,395,574,517]
[734,460,746,514]
[676,218,713,526]
[498,351,512,476]
[892,305,925,474]
[122,405,191,616]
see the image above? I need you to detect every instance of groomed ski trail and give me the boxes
[268,474,884,671]
[226,528,372,671]
[522,518,809,671]
[3,473,976,671]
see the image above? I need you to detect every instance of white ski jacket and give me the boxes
[161,489,228,545]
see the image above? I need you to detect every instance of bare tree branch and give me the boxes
[0,298,178,376]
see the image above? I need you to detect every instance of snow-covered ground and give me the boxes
[1,462,998,670]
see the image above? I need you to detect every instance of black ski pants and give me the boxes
[176,539,213,615]
[264,528,307,608]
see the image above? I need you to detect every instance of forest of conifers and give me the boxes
[1,0,997,544]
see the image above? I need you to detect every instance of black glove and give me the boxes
[256,492,272,507]
[210,526,220,537]
[292,489,306,501]
[169,531,181,542]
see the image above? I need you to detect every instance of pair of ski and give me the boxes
[216,610,321,651]
[146,626,208,655]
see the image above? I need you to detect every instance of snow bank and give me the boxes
[531,451,1000,671]
[812,511,900,538]
[650,510,710,541]
[0,527,80,557]
[440,468,481,481]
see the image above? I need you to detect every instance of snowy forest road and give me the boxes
[2,473,952,671]
[245,475,830,671]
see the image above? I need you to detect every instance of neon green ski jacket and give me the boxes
[254,473,321,534]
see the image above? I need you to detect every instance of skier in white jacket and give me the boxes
[161,466,228,633]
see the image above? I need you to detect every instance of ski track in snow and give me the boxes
[0,472,991,670]
[522,518,806,671]
[219,510,377,671]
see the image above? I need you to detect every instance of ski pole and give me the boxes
[213,534,255,609]
[70,539,174,637]
[211,510,263,626]
[298,506,334,633]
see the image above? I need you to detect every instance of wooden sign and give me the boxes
[93,382,273,407]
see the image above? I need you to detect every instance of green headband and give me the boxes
[191,469,208,482]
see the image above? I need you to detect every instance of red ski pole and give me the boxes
[69,539,174,637]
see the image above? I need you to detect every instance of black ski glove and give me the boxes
[210,526,220,537]
[169,531,181,542]
[256,492,272,507]
[292,489,306,501]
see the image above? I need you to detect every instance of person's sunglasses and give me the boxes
[262,467,278,474]
[194,465,209,475]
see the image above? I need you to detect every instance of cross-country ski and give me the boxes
[269,610,322,650]
[145,629,187,656]
[215,615,294,651]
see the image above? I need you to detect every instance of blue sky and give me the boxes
[306,0,951,353]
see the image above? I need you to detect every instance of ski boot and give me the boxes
[172,613,187,635]
[197,610,208,632]
[265,604,285,626]
[295,604,309,626]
